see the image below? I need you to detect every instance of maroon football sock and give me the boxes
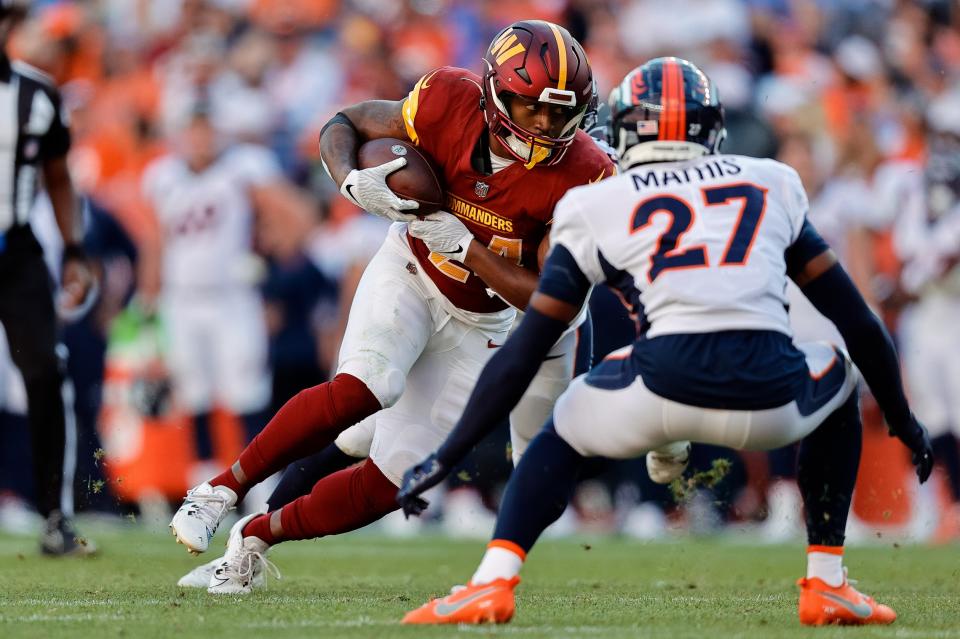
[210,374,381,501]
[279,459,399,540]
[242,513,278,546]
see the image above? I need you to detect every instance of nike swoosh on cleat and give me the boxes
[434,586,499,617]
[820,591,873,618]
[487,340,501,349]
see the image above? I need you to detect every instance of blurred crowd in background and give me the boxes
[0,0,959,545]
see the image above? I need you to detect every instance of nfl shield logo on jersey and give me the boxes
[474,181,490,198]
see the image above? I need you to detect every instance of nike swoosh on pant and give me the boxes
[434,586,499,616]
[820,591,873,618]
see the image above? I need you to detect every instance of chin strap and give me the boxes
[523,144,551,169]
[618,141,710,170]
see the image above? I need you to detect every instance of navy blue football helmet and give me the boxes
[608,57,725,169]
[581,79,600,132]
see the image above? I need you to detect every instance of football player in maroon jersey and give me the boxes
[168,19,614,593]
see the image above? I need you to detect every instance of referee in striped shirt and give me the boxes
[0,1,95,555]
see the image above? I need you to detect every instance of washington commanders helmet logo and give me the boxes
[474,181,490,198]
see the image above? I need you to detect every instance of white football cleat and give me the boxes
[207,513,280,595]
[179,555,269,589]
[178,557,225,588]
[169,482,237,554]
[646,441,691,484]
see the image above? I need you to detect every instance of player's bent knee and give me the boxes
[327,372,385,413]
[334,417,376,458]
[336,358,406,409]
[806,392,861,443]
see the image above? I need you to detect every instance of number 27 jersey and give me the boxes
[551,154,810,338]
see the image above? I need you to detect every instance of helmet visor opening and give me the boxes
[500,92,586,141]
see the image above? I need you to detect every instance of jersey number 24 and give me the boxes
[632,183,767,282]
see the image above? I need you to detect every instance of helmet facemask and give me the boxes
[483,63,587,166]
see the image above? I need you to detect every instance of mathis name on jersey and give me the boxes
[631,157,743,191]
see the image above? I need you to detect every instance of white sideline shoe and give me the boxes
[169,482,237,554]
[620,502,667,540]
[759,480,804,543]
[207,513,280,595]
[646,441,691,485]
[442,489,496,539]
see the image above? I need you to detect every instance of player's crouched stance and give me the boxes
[397,58,933,627]
[169,20,614,594]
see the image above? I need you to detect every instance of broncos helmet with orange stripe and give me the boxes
[582,79,600,132]
[482,20,593,166]
[608,57,725,170]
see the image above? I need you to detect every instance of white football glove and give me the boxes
[646,440,691,485]
[339,157,420,222]
[407,212,475,262]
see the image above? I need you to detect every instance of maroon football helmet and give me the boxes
[482,20,593,166]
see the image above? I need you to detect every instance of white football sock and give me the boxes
[470,544,524,585]
[807,550,844,587]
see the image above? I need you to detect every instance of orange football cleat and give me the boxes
[402,577,519,625]
[797,575,897,626]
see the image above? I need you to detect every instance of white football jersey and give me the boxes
[142,144,281,291]
[882,159,960,295]
[552,154,809,338]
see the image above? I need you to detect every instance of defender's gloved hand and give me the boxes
[407,212,474,263]
[339,157,420,222]
[397,452,448,518]
[890,415,934,483]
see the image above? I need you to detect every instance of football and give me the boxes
[357,138,444,216]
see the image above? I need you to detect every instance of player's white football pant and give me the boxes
[900,293,960,438]
[335,224,512,484]
[367,318,492,484]
[163,289,271,414]
[555,342,858,458]
[169,482,237,554]
[333,325,582,467]
[178,556,269,588]
[336,223,513,409]
[333,320,581,469]
[208,513,279,595]
[508,325,580,465]
[645,440,691,484]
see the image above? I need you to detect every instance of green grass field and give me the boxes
[1,526,958,639]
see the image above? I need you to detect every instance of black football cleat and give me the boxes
[40,510,98,557]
